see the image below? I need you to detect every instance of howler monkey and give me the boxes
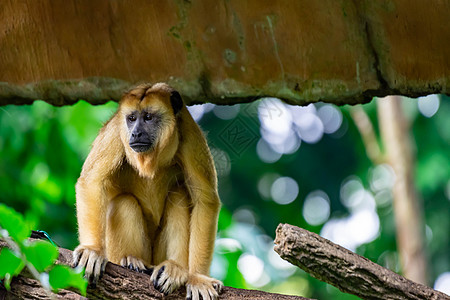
[73,83,223,299]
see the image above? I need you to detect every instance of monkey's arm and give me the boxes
[73,118,125,282]
[178,108,223,298]
[187,187,220,275]
[178,109,221,274]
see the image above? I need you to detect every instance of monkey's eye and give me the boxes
[144,113,153,121]
[128,115,137,122]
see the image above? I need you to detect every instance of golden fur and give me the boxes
[73,83,222,299]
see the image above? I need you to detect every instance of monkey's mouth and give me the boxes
[129,142,153,153]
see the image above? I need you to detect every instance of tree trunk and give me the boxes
[377,96,428,285]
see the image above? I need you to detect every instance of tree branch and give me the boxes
[274,224,449,300]
[0,239,311,300]
[350,106,384,164]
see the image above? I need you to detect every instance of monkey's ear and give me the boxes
[170,91,183,115]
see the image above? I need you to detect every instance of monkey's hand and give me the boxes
[72,245,108,285]
[150,260,189,295]
[186,273,223,300]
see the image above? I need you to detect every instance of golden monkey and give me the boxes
[72,83,223,299]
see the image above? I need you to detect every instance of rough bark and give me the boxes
[1,1,450,106]
[0,239,311,300]
[377,96,428,285]
[274,224,448,300]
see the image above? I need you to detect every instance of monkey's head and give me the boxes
[118,83,183,154]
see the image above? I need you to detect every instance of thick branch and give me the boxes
[0,239,311,300]
[274,224,449,300]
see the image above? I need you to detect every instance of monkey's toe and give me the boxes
[186,274,223,300]
[120,255,146,272]
[150,260,188,295]
[72,245,107,284]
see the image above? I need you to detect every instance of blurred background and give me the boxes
[0,95,448,299]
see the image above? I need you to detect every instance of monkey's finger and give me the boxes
[93,256,107,283]
[158,276,170,294]
[100,259,107,278]
[136,260,145,270]
[77,250,90,272]
[186,285,192,300]
[120,257,127,268]
[188,286,200,300]
[205,286,218,300]
[199,288,210,300]
[72,249,82,268]
[212,281,223,294]
[153,266,167,291]
[208,289,215,300]
[210,288,219,300]
[86,251,100,283]
[127,256,133,268]
[150,265,165,286]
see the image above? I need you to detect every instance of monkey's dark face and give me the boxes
[119,83,183,154]
[126,110,162,153]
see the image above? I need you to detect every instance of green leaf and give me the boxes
[0,204,31,242]
[49,265,87,296]
[22,240,58,272]
[0,248,25,279]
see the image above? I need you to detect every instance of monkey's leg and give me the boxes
[105,193,151,271]
[151,187,190,295]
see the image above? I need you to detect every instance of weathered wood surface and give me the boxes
[0,1,449,106]
[274,224,449,300]
[0,239,312,300]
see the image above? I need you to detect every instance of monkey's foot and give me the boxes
[120,255,146,272]
[186,273,223,300]
[72,245,108,284]
[150,260,189,295]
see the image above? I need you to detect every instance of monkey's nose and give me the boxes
[132,132,143,138]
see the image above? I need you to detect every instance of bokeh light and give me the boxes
[258,173,280,200]
[256,98,343,162]
[215,238,243,254]
[256,139,282,163]
[233,208,257,225]
[434,272,450,295]
[187,103,214,122]
[321,176,380,251]
[418,94,440,118]
[369,164,395,193]
[317,104,343,134]
[302,190,331,226]
[270,177,299,205]
[238,254,265,284]
[293,109,324,143]
[213,104,240,120]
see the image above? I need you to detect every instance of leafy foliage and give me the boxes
[0,248,25,290]
[0,204,87,295]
